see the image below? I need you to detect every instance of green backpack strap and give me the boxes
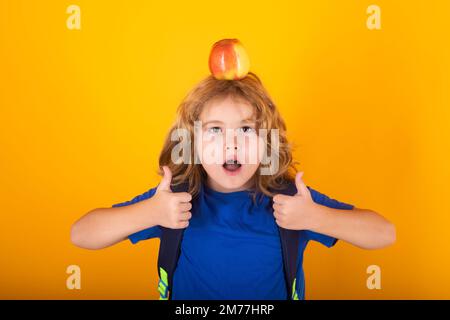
[157,181,190,300]
[273,180,301,300]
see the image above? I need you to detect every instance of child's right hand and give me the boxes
[151,165,193,229]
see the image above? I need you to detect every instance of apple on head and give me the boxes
[208,39,250,80]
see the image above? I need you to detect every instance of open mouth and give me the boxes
[222,159,242,172]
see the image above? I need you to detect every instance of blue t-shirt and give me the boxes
[112,181,354,300]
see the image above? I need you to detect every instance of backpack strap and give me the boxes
[157,181,190,300]
[273,181,301,300]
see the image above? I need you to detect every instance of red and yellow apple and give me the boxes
[208,39,250,80]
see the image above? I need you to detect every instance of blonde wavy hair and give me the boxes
[157,72,299,203]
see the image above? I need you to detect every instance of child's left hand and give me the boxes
[272,172,321,230]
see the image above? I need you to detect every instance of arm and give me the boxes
[71,166,193,250]
[70,197,159,250]
[272,172,396,250]
[307,205,396,250]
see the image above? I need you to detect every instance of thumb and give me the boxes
[157,165,172,192]
[295,171,308,197]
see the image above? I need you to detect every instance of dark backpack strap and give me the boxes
[273,181,301,300]
[157,181,190,300]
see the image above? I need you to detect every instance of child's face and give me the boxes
[195,96,265,193]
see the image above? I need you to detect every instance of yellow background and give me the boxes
[1,0,449,299]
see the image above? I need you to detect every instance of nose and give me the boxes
[225,131,239,150]
[225,142,238,162]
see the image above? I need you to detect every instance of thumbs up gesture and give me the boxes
[152,166,193,229]
[272,172,319,230]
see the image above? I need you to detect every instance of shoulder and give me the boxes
[111,185,158,207]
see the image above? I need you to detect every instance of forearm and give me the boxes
[71,198,159,250]
[309,205,396,249]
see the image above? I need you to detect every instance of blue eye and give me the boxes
[207,127,222,134]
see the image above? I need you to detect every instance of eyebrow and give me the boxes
[202,120,223,127]
[202,118,256,127]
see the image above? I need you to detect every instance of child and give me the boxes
[71,72,396,300]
